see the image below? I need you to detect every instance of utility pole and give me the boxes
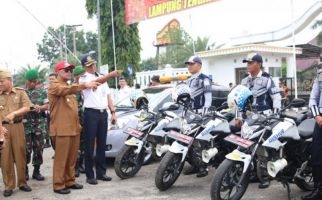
[66,24,82,56]
[97,0,102,69]
[110,0,117,87]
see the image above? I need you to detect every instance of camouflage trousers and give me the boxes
[76,131,85,166]
[25,130,44,166]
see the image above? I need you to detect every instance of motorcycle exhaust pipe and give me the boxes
[267,158,287,177]
[156,144,170,157]
[202,147,218,163]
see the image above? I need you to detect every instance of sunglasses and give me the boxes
[61,68,73,73]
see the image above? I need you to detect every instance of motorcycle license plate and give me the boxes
[168,130,193,144]
[125,128,144,138]
[224,134,254,148]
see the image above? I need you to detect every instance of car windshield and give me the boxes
[114,87,170,108]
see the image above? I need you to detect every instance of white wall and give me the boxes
[202,53,289,87]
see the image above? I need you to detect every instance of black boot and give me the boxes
[196,164,208,178]
[75,162,80,177]
[32,165,45,181]
[302,166,322,200]
[302,183,322,200]
[25,165,29,181]
[44,139,51,148]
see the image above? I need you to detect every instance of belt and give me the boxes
[84,108,107,113]
[2,119,22,125]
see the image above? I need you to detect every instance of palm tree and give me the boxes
[13,65,49,87]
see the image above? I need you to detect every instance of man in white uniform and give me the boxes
[79,54,120,185]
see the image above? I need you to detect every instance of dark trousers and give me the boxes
[84,108,108,179]
[312,123,322,185]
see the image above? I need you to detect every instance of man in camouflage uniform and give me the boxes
[24,69,48,181]
[73,66,86,177]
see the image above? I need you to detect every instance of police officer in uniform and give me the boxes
[0,69,32,197]
[79,54,121,185]
[240,53,281,188]
[241,53,281,113]
[303,60,322,200]
[24,69,48,181]
[184,55,212,178]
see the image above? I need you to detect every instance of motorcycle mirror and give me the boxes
[159,102,180,112]
[289,98,306,108]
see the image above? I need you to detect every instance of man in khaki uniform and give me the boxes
[47,61,102,194]
[0,69,32,197]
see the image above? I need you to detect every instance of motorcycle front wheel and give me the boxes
[210,159,250,200]
[114,146,145,179]
[155,151,184,191]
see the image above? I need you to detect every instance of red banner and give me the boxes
[125,0,219,25]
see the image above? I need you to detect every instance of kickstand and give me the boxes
[281,181,292,200]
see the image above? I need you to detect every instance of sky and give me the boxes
[0,0,321,73]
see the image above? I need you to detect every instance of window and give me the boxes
[268,67,281,77]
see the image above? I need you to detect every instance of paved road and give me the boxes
[0,148,310,200]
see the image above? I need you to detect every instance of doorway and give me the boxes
[235,67,248,84]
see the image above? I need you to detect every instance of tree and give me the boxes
[157,28,212,68]
[140,57,158,71]
[85,0,141,87]
[37,26,98,67]
[312,20,322,45]
[13,65,49,87]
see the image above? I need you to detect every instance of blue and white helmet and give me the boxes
[227,85,253,111]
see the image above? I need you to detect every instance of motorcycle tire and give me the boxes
[210,159,250,200]
[114,146,145,179]
[155,151,184,191]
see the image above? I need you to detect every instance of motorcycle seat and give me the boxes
[298,118,315,139]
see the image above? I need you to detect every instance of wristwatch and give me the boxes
[110,110,115,114]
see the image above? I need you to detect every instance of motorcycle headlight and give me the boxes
[241,122,259,139]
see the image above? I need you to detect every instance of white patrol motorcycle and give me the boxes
[154,103,241,191]
[210,98,314,200]
[114,102,178,179]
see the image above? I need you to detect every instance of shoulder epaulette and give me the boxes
[262,72,270,77]
[15,87,25,90]
[199,73,210,80]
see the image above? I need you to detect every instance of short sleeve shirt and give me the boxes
[79,72,109,109]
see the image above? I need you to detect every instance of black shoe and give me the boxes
[302,188,322,200]
[19,185,32,192]
[54,188,71,195]
[32,172,45,181]
[67,183,83,190]
[258,180,270,189]
[86,178,98,185]
[3,190,13,197]
[183,166,198,175]
[97,175,112,181]
[75,168,80,177]
[196,169,208,178]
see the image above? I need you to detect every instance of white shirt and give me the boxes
[79,71,110,109]
[116,85,133,106]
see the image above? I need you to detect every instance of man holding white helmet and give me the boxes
[238,53,281,188]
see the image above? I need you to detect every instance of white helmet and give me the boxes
[172,82,191,105]
[130,90,149,109]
